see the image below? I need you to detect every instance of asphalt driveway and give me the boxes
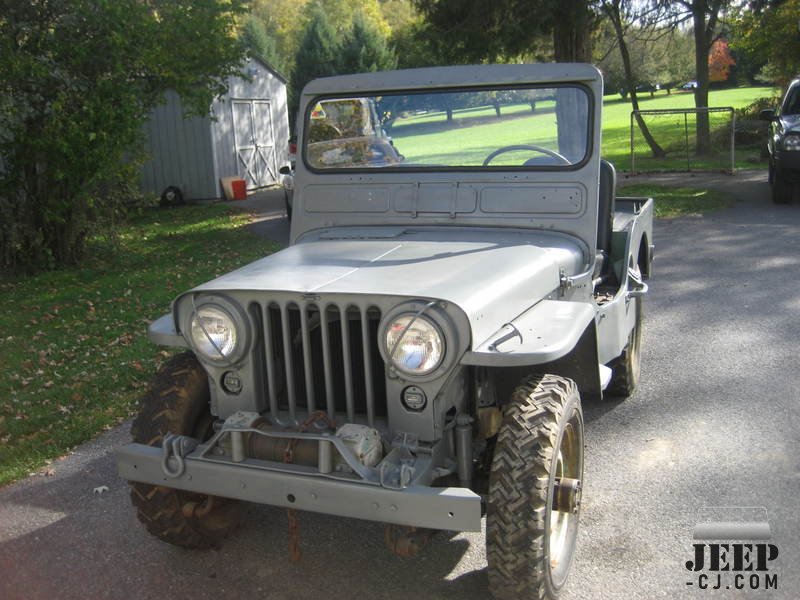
[1,171,798,599]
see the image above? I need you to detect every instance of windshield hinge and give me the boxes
[559,268,572,296]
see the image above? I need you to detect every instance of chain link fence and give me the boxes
[629,107,735,174]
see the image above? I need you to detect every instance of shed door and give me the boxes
[232,100,277,188]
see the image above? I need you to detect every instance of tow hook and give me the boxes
[161,433,198,478]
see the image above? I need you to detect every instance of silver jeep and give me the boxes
[118,63,653,600]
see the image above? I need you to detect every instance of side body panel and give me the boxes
[597,197,654,365]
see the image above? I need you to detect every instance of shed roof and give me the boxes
[247,54,288,85]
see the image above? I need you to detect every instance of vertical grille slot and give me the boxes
[361,310,375,426]
[319,305,336,418]
[256,300,385,427]
[262,303,279,418]
[299,306,315,413]
[279,303,297,422]
[340,307,355,423]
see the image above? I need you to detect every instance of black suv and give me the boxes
[760,76,800,204]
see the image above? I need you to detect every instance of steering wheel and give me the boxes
[482,144,571,166]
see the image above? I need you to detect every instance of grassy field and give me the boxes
[619,183,731,218]
[391,102,562,165]
[0,204,276,486]
[605,87,776,171]
[388,86,776,172]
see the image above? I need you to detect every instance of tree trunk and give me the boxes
[552,0,593,156]
[691,0,720,156]
[603,0,666,158]
[552,0,593,62]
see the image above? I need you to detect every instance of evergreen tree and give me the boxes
[340,13,398,74]
[241,14,283,73]
[291,7,343,120]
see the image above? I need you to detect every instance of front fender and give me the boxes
[460,300,595,367]
[147,313,188,348]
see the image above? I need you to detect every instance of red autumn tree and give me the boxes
[708,38,735,82]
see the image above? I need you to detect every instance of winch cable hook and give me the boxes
[282,411,337,562]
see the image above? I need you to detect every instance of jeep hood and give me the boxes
[186,227,586,347]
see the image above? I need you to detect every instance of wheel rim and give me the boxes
[547,415,583,588]
[549,450,571,560]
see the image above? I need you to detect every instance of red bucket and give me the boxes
[231,179,247,200]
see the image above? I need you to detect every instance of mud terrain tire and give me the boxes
[487,374,584,600]
[128,352,240,548]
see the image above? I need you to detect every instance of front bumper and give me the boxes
[117,443,482,532]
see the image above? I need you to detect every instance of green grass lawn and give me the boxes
[620,183,731,218]
[605,87,776,171]
[0,204,276,486]
[388,86,776,172]
[391,103,562,165]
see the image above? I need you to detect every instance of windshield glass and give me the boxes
[304,86,591,170]
[783,83,800,115]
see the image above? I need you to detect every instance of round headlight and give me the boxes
[190,305,239,360]
[385,314,444,376]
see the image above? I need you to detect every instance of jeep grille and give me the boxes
[255,301,386,427]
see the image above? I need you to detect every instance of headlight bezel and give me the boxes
[379,301,458,381]
[181,295,251,365]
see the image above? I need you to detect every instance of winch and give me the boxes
[214,411,383,473]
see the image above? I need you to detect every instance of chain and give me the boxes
[283,411,337,562]
[286,507,301,562]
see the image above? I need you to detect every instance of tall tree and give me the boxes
[413,0,596,63]
[291,7,343,121]
[599,0,667,158]
[379,0,448,69]
[708,39,736,82]
[413,0,596,156]
[340,13,398,74]
[248,0,392,77]
[674,0,730,154]
[0,0,247,273]
[241,14,283,71]
[731,0,800,86]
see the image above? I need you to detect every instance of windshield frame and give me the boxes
[301,83,595,174]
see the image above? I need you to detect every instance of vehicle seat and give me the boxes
[597,159,616,256]
[523,156,561,166]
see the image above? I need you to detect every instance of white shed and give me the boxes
[140,57,289,201]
